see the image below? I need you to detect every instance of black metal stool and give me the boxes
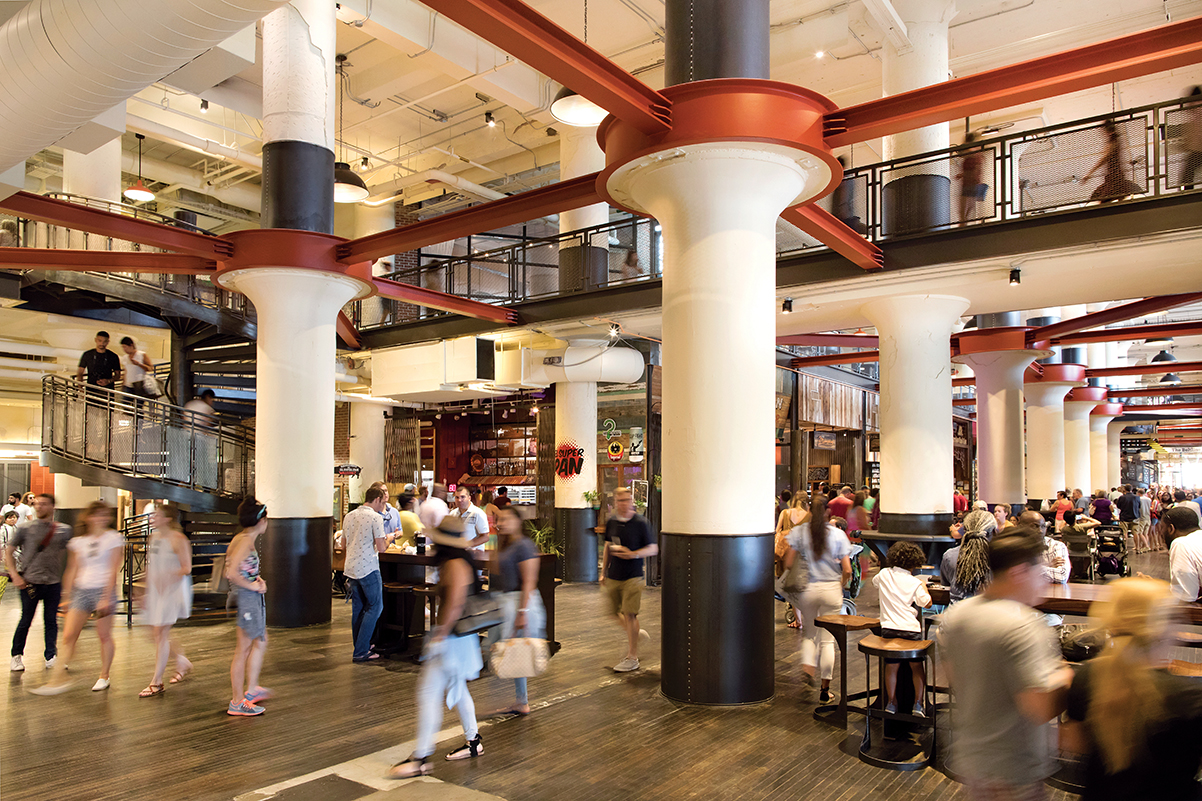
[812,614,880,728]
[857,633,937,771]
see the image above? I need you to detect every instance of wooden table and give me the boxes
[926,581,1202,624]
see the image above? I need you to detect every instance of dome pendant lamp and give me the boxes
[123,133,155,203]
[549,0,607,128]
[333,55,369,203]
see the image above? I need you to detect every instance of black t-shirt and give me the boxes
[79,348,121,385]
[1114,493,1138,522]
[1066,661,1202,801]
[603,514,653,581]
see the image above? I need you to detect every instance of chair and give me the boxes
[812,614,880,728]
[857,634,937,771]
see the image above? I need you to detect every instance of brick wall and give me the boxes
[334,402,350,519]
[392,202,423,324]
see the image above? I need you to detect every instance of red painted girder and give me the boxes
[1123,403,1202,412]
[338,174,603,265]
[0,192,232,260]
[791,352,880,368]
[824,16,1202,148]
[373,277,520,326]
[337,312,362,350]
[1027,293,1202,343]
[953,398,976,405]
[0,247,216,274]
[778,333,880,347]
[1051,320,1202,347]
[1110,383,1202,399]
[1088,360,1202,378]
[953,377,974,387]
[420,0,670,135]
[780,205,884,271]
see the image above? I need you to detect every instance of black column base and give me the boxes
[558,245,609,292]
[876,512,955,538]
[556,507,598,582]
[261,516,333,627]
[661,532,774,705]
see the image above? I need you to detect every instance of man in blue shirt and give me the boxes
[370,482,401,536]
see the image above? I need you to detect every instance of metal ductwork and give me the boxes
[126,114,262,172]
[365,169,506,205]
[526,346,646,385]
[0,0,288,177]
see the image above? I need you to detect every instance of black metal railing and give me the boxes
[4,193,255,322]
[782,344,881,382]
[120,513,152,627]
[41,375,254,498]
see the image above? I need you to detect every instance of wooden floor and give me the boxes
[0,551,1174,801]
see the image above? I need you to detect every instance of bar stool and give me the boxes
[812,614,881,728]
[857,633,936,771]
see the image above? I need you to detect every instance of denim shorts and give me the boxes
[72,586,112,614]
[235,587,267,640]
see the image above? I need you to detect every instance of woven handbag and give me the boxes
[490,637,550,679]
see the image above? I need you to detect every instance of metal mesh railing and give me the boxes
[41,375,254,498]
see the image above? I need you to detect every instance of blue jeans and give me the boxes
[348,570,383,660]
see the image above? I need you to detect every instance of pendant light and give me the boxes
[123,134,155,203]
[333,55,368,203]
[549,0,607,127]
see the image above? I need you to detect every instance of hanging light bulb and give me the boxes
[123,134,155,202]
[550,86,608,127]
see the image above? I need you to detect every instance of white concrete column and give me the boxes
[559,126,608,235]
[261,0,335,153]
[1089,410,1119,492]
[881,0,958,160]
[53,473,118,510]
[954,348,1040,507]
[554,380,597,509]
[349,402,386,502]
[63,139,122,202]
[1107,419,1125,489]
[1064,388,1106,495]
[864,294,970,522]
[1024,381,1076,501]
[1086,303,1108,386]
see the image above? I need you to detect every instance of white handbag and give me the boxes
[490,637,550,679]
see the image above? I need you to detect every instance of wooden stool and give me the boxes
[1169,659,1202,677]
[1177,631,1202,649]
[812,614,880,728]
[857,634,937,771]
[377,583,415,655]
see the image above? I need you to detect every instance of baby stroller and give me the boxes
[1092,525,1130,579]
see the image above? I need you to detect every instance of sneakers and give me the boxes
[819,688,836,705]
[613,656,640,673]
[885,701,898,715]
[912,703,927,718]
[10,655,23,672]
[30,681,72,696]
[445,735,483,761]
[227,700,265,717]
[44,656,57,670]
[91,678,110,692]
[244,686,274,704]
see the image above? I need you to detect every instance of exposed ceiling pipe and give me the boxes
[335,392,410,407]
[0,0,288,175]
[117,151,261,213]
[126,113,263,172]
[0,357,59,373]
[364,168,506,205]
[0,339,78,360]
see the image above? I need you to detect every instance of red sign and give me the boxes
[555,441,585,480]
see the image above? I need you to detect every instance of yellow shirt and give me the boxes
[394,510,422,549]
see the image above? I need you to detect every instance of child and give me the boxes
[871,541,933,716]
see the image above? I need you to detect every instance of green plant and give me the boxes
[582,489,600,507]
[652,474,662,491]
[526,520,562,558]
[634,500,647,514]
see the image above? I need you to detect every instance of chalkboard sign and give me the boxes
[813,431,837,450]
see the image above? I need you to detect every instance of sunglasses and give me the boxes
[256,505,268,521]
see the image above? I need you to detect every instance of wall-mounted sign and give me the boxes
[813,431,837,451]
[555,441,585,480]
[469,452,486,473]
[868,433,880,453]
[608,440,625,462]
[601,418,621,440]
[335,463,361,477]
[628,426,644,463]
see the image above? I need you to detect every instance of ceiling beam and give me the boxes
[1088,360,1202,378]
[419,0,671,135]
[337,312,362,350]
[791,351,880,369]
[1110,384,1202,399]
[1051,320,1202,346]
[778,333,880,348]
[372,277,520,326]
[0,192,233,260]
[1027,293,1202,343]
[824,16,1202,147]
[0,248,216,275]
[1121,403,1202,412]
[953,377,974,387]
[779,205,884,271]
[337,174,603,265]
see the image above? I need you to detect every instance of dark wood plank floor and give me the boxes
[0,551,1174,801]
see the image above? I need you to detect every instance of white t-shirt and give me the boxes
[12,503,32,524]
[121,350,149,387]
[872,566,931,633]
[449,504,489,549]
[1170,530,1202,602]
[68,530,123,590]
[342,505,385,580]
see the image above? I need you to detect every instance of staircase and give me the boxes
[42,375,254,512]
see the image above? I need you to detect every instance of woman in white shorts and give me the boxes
[32,501,123,695]
[139,503,193,698]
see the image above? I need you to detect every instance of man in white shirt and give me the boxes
[0,493,19,521]
[118,336,154,398]
[448,487,490,549]
[1165,507,1202,602]
[342,487,392,662]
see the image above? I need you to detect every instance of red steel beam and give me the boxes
[777,333,880,348]
[1027,293,1202,343]
[1088,360,1202,378]
[0,247,216,275]
[0,192,233,260]
[373,277,520,326]
[824,16,1202,148]
[791,352,880,369]
[1110,383,1202,399]
[1120,403,1202,412]
[337,312,362,350]
[421,0,670,135]
[953,398,977,405]
[1052,321,1202,347]
[338,174,603,265]
[780,205,884,271]
[953,377,975,387]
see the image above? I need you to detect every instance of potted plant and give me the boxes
[526,520,562,558]
[582,489,600,510]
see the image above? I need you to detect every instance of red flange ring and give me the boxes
[954,327,1049,357]
[1025,363,1088,385]
[213,229,375,298]
[1093,402,1123,417]
[596,79,842,212]
[1066,386,1109,404]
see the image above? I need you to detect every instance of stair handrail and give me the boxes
[120,512,152,628]
[41,375,255,501]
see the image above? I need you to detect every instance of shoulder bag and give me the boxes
[142,372,164,398]
[452,589,503,635]
[490,637,550,678]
